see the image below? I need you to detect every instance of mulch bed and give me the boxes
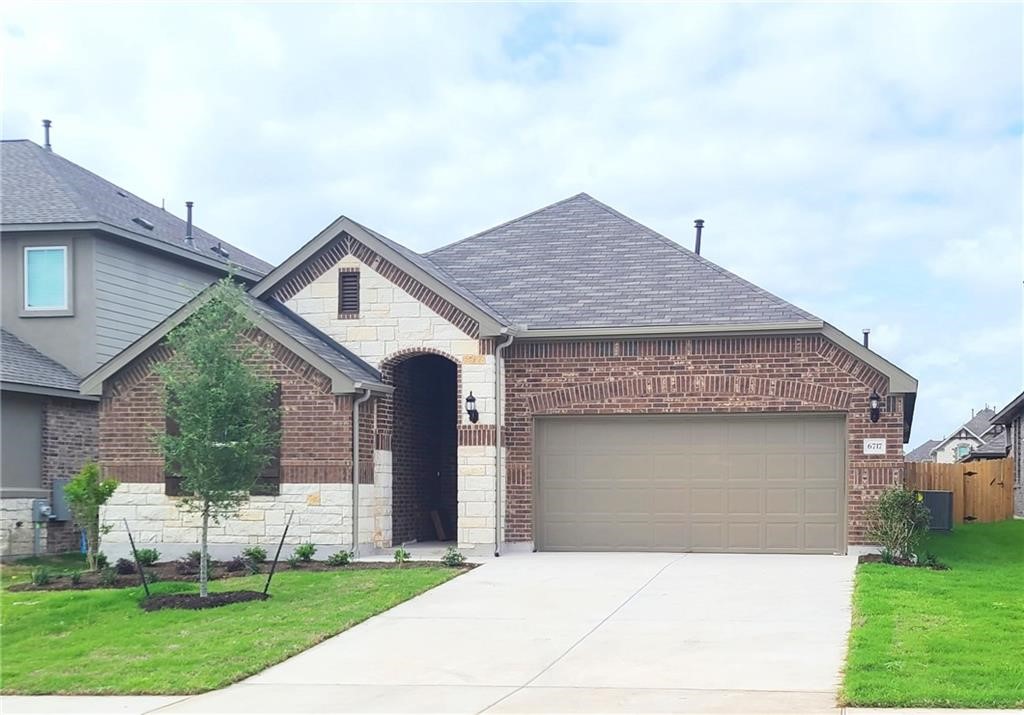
[7,559,470,592]
[140,590,269,611]
[857,553,948,570]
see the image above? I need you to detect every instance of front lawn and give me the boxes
[842,520,1024,708]
[1,566,459,694]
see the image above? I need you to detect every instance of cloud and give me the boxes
[2,1,1022,443]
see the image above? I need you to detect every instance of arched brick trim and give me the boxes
[269,233,480,338]
[528,374,853,413]
[378,347,465,435]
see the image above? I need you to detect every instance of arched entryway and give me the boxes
[388,353,458,545]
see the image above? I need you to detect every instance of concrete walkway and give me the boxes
[5,551,870,713]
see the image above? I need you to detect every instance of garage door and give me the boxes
[535,415,846,554]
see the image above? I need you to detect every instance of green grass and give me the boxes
[842,520,1024,708]
[1,566,458,694]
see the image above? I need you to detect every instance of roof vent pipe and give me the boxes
[185,201,195,248]
[862,329,870,348]
[42,119,52,151]
[694,219,704,255]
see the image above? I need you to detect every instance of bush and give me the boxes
[69,570,82,586]
[31,567,52,586]
[95,553,109,569]
[145,570,160,584]
[134,548,160,567]
[99,568,117,587]
[224,556,248,572]
[242,545,267,563]
[175,557,198,575]
[441,546,465,567]
[294,543,316,562]
[246,559,261,575]
[920,552,949,570]
[394,547,411,566]
[326,551,352,567]
[286,555,300,569]
[866,487,931,563]
[114,558,136,575]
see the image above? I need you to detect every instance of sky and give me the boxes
[3,2,1022,446]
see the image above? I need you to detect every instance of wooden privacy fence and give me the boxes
[904,458,1015,524]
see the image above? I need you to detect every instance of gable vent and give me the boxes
[132,217,155,230]
[338,269,359,317]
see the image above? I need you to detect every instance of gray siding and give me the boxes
[93,236,217,364]
[1,392,43,492]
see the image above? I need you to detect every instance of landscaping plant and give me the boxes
[155,278,280,598]
[326,551,352,566]
[114,558,136,576]
[69,571,82,586]
[866,486,931,564]
[134,548,160,567]
[98,568,116,587]
[242,545,267,563]
[294,543,316,562]
[224,556,248,572]
[394,547,411,566]
[30,567,51,587]
[63,462,118,571]
[441,546,465,567]
[286,555,300,569]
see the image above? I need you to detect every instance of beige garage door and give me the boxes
[535,415,846,554]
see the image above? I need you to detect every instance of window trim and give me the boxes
[21,244,73,317]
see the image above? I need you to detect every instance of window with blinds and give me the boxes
[338,269,359,317]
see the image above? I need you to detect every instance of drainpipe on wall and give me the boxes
[493,330,515,557]
[352,385,373,556]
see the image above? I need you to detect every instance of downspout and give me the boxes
[352,385,373,556]
[493,330,515,556]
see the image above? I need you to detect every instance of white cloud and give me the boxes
[2,1,1022,443]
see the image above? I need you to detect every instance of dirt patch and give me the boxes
[141,590,269,611]
[7,559,473,592]
[857,553,948,570]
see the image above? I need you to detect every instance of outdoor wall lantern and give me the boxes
[465,392,480,424]
[869,390,882,423]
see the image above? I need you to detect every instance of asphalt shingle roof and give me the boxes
[963,408,996,437]
[972,429,1008,457]
[426,193,818,330]
[905,439,940,462]
[1,140,272,276]
[1,329,80,391]
[251,297,383,388]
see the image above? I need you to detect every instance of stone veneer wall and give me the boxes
[1,499,41,558]
[503,334,906,546]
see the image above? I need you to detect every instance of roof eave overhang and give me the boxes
[992,390,1024,425]
[249,216,507,336]
[81,289,390,397]
[2,381,98,401]
[1,222,265,282]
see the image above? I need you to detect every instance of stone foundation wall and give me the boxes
[1,499,41,558]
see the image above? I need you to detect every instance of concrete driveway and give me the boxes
[154,551,857,714]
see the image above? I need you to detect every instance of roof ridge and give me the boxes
[424,192,592,257]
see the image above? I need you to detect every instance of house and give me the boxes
[905,407,998,463]
[85,193,917,557]
[958,428,1009,462]
[0,136,271,557]
[991,391,1024,516]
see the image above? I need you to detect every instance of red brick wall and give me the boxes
[503,334,906,545]
[41,398,98,553]
[99,330,360,486]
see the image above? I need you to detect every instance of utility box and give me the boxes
[32,499,53,523]
[918,490,953,531]
[51,478,72,521]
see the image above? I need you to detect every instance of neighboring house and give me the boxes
[959,428,1009,462]
[905,407,998,463]
[992,391,1024,516]
[86,193,917,558]
[0,138,271,557]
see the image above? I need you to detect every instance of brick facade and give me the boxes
[41,398,98,553]
[503,334,906,545]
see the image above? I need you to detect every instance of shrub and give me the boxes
[441,546,465,567]
[920,552,949,570]
[99,568,117,587]
[286,555,300,569]
[294,543,316,562]
[242,545,267,563]
[326,551,352,567]
[175,557,198,575]
[134,548,160,567]
[145,570,160,584]
[69,570,82,586]
[246,559,261,575]
[95,552,109,569]
[224,556,248,572]
[394,547,411,566]
[115,558,137,575]
[866,486,931,563]
[63,462,118,571]
[31,567,52,586]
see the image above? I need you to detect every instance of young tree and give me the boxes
[155,278,280,597]
[64,462,118,571]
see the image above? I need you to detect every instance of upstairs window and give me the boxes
[24,246,69,312]
[338,269,359,318]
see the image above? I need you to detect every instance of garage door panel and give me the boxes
[536,415,845,554]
